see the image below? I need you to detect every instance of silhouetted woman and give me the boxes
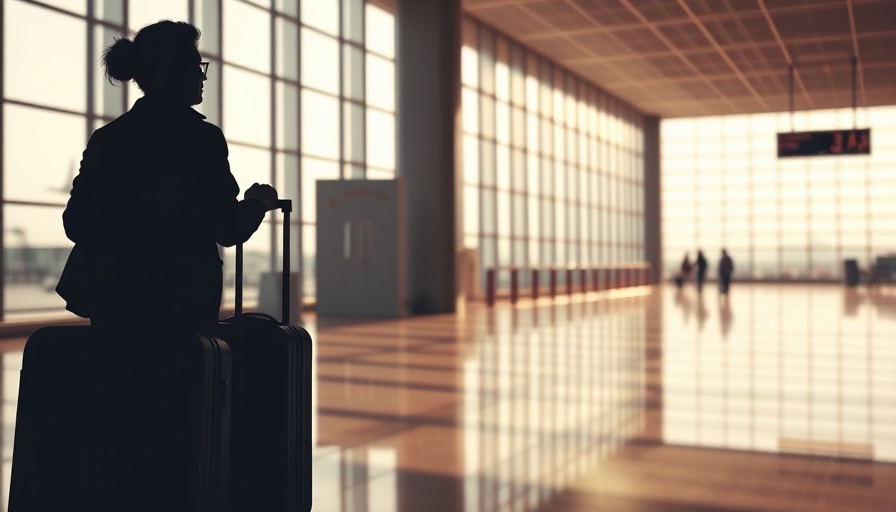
[49,20,280,509]
[58,20,278,332]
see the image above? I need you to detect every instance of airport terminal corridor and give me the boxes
[1,283,893,511]
[1,1,895,510]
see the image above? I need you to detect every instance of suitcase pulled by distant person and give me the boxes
[213,199,313,512]
[9,326,232,512]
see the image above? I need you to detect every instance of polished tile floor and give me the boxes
[1,283,895,511]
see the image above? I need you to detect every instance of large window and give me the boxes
[662,107,896,281]
[0,0,396,319]
[461,18,646,293]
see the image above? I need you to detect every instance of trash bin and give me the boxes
[843,259,860,286]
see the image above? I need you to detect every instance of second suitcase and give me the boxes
[9,326,232,512]
[214,199,312,512]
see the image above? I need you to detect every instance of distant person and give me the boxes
[676,253,692,289]
[718,248,734,295]
[57,20,279,332]
[695,250,708,293]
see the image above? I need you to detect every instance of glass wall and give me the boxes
[461,18,646,293]
[0,0,395,319]
[662,107,896,281]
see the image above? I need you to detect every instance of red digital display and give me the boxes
[777,129,871,157]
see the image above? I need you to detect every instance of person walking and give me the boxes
[695,250,708,293]
[718,248,734,296]
[677,253,693,289]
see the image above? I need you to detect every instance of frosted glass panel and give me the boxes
[4,1,87,113]
[3,105,85,205]
[302,29,339,93]
[302,0,339,36]
[366,54,395,112]
[130,0,188,30]
[223,0,271,74]
[301,89,340,160]
[223,65,271,147]
[366,3,394,58]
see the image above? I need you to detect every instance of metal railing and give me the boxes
[485,263,652,306]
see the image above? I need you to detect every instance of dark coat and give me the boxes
[696,254,708,275]
[57,96,266,330]
[719,255,734,276]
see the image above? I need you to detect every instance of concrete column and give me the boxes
[643,116,662,284]
[396,0,461,314]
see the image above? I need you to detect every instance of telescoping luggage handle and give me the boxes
[234,199,292,325]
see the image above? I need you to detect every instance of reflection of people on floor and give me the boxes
[674,284,694,324]
[696,292,708,332]
[719,297,733,338]
[842,287,861,316]
[842,285,896,319]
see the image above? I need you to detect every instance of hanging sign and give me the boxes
[777,128,871,157]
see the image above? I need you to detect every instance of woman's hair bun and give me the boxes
[102,37,138,83]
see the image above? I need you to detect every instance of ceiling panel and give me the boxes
[525,0,599,31]
[579,62,629,83]
[569,0,642,27]
[851,0,896,32]
[703,16,777,46]
[745,73,788,97]
[566,31,633,58]
[858,34,896,62]
[655,22,710,51]
[688,0,763,18]
[771,5,852,40]
[863,64,896,87]
[681,80,723,101]
[684,51,734,75]
[763,0,844,10]
[713,76,758,98]
[642,54,698,79]
[617,26,669,53]
[625,0,691,22]
[533,35,596,61]
[727,47,784,74]
[468,3,554,36]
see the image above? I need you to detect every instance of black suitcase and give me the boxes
[9,326,232,512]
[213,199,313,512]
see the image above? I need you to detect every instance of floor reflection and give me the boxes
[0,284,894,511]
[662,284,896,464]
[672,285,734,338]
[308,295,649,512]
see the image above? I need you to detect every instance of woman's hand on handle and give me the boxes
[244,183,279,211]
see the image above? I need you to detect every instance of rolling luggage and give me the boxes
[9,326,232,512]
[213,199,313,512]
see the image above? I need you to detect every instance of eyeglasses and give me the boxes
[199,61,209,79]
